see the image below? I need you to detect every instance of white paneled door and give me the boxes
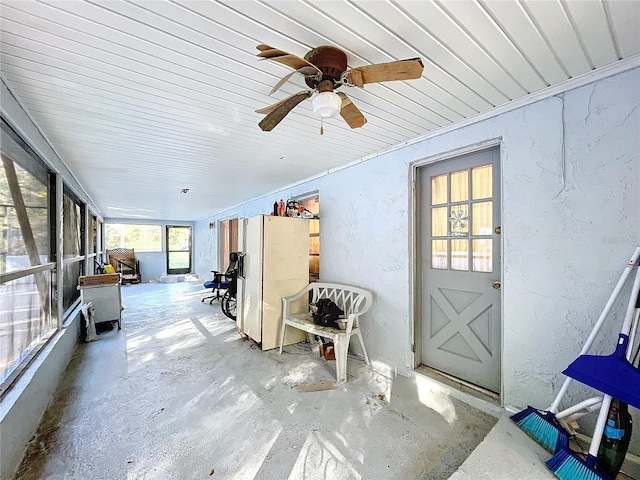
[419,147,501,393]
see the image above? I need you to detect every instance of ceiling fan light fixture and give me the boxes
[312,91,341,118]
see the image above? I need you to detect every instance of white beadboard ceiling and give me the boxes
[1,0,639,221]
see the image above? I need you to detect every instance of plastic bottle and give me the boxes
[278,199,285,216]
[597,398,632,479]
[273,201,278,216]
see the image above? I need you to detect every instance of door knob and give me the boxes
[492,281,501,290]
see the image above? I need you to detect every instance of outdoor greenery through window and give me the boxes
[1,119,55,388]
[105,223,162,252]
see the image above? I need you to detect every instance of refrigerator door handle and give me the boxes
[238,252,246,279]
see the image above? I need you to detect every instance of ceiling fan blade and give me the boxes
[346,58,424,87]
[256,44,321,75]
[269,66,319,96]
[337,92,367,129]
[255,90,309,115]
[257,90,312,132]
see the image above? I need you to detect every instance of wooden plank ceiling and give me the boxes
[1,0,638,221]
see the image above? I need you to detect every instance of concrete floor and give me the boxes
[13,281,503,479]
[13,281,640,480]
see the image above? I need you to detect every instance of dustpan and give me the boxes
[564,262,640,409]
[563,336,640,409]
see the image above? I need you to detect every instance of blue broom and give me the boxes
[511,406,569,453]
[511,397,601,453]
[545,396,611,480]
[511,247,640,453]
[547,263,640,480]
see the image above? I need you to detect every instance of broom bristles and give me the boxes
[510,406,570,453]
[546,448,607,480]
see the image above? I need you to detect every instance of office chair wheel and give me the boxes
[221,291,236,321]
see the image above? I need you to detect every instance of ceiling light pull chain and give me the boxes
[320,118,324,135]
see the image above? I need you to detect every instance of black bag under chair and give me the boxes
[311,298,344,328]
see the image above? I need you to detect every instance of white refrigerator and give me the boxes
[237,214,310,350]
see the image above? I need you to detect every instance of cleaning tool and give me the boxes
[563,260,640,409]
[511,397,601,453]
[546,264,640,480]
[511,247,640,452]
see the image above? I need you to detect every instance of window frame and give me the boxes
[104,223,163,253]
[0,118,57,398]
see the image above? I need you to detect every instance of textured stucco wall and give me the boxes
[194,67,639,416]
[194,220,217,280]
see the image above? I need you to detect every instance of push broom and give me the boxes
[546,259,640,480]
[511,246,640,453]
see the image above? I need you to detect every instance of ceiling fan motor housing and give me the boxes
[304,46,347,89]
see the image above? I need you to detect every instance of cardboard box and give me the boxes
[78,274,120,287]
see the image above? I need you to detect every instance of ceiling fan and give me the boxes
[255,44,424,132]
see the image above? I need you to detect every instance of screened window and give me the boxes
[88,214,97,255]
[1,118,55,390]
[62,191,84,312]
[105,224,162,252]
[0,134,50,274]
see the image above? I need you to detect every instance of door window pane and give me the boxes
[472,165,492,200]
[451,239,469,271]
[168,226,190,250]
[450,170,468,202]
[168,252,190,270]
[449,204,469,237]
[473,239,492,272]
[472,202,493,235]
[431,174,447,205]
[432,240,447,269]
[432,207,448,237]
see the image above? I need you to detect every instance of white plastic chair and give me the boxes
[279,283,373,384]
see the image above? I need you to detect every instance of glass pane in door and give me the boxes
[451,239,469,271]
[432,207,448,236]
[431,174,447,204]
[472,202,492,235]
[432,240,447,269]
[450,170,468,202]
[472,239,492,272]
[167,226,191,274]
[472,165,492,199]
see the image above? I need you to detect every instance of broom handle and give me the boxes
[588,394,612,459]
[555,396,602,419]
[620,264,640,344]
[549,246,640,413]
